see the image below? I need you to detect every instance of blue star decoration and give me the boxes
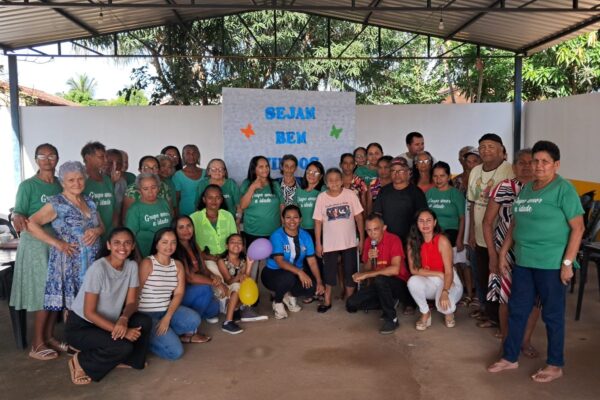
[329,125,343,139]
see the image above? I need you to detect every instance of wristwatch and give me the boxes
[562,259,572,267]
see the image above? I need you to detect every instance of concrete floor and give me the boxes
[1,268,599,400]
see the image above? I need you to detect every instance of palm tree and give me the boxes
[66,73,97,97]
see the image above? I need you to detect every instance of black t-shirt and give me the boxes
[373,184,427,242]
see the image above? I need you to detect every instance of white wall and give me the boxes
[523,92,600,182]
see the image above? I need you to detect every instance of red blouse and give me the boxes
[419,234,444,273]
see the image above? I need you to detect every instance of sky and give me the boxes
[0,44,150,100]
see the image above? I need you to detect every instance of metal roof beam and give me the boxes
[236,13,269,56]
[71,40,104,55]
[38,0,100,36]
[519,13,600,53]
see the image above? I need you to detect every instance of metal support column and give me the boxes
[513,55,523,152]
[8,55,23,183]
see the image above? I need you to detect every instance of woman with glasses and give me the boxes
[195,158,240,218]
[10,144,63,360]
[412,151,435,193]
[121,156,173,224]
[172,144,205,216]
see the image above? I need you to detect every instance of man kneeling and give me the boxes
[346,213,416,334]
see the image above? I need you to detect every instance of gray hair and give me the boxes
[58,161,87,183]
[156,154,171,164]
[135,172,160,189]
[514,147,532,162]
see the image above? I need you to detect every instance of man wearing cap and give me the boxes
[373,156,427,244]
[453,146,482,194]
[399,131,436,169]
[467,133,514,327]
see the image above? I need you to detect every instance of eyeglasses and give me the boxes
[306,170,321,176]
[36,154,58,161]
[417,159,431,164]
[209,167,225,173]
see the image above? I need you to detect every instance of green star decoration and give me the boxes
[329,125,343,139]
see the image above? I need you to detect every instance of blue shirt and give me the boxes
[266,227,315,270]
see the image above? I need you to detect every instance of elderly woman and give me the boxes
[407,209,463,330]
[172,144,205,216]
[65,227,151,384]
[122,155,174,223]
[412,152,434,193]
[10,144,63,360]
[125,173,172,258]
[277,154,302,206]
[488,141,584,383]
[355,142,383,185]
[195,158,240,217]
[262,205,325,319]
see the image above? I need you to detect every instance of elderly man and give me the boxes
[346,213,415,334]
[467,133,514,328]
[373,156,427,244]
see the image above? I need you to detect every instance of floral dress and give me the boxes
[44,194,101,311]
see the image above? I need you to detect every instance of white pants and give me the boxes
[407,269,463,315]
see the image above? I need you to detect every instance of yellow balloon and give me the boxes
[239,278,259,306]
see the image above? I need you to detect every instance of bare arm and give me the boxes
[353,255,401,282]
[468,201,476,248]
[438,235,455,311]
[482,200,501,273]
[561,215,585,285]
[156,261,187,336]
[456,215,465,252]
[314,219,323,257]
[239,180,261,210]
[355,212,365,252]
[407,243,445,278]
[28,203,77,256]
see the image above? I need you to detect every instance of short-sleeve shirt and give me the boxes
[70,257,139,323]
[513,176,584,269]
[124,172,136,186]
[13,176,62,218]
[195,178,240,214]
[361,231,409,282]
[295,187,321,230]
[313,188,363,252]
[490,178,522,263]
[426,187,465,231]
[266,227,315,270]
[190,209,238,255]
[240,180,284,237]
[373,184,427,242]
[354,166,377,186]
[83,175,116,239]
[467,161,514,247]
[125,199,172,258]
[172,169,206,216]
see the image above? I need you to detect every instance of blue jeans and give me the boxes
[144,305,201,361]
[503,265,566,367]
[181,284,219,320]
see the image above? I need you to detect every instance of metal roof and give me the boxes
[1,1,599,55]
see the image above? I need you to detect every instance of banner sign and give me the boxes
[222,88,356,184]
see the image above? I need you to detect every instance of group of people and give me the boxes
[8,132,583,385]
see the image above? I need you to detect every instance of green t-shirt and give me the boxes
[295,187,321,230]
[195,178,241,215]
[172,169,206,216]
[163,177,177,210]
[14,176,62,218]
[513,176,584,269]
[426,187,465,231]
[355,166,378,186]
[125,180,174,210]
[189,209,238,255]
[124,172,136,186]
[240,180,283,237]
[125,198,172,258]
[84,175,115,238]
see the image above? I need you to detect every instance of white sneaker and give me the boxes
[205,316,219,324]
[272,302,288,319]
[282,293,302,312]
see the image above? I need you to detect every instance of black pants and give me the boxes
[476,245,499,323]
[303,228,324,279]
[261,267,316,303]
[322,247,358,288]
[65,312,152,382]
[346,276,415,321]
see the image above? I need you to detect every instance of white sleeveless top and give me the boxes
[138,256,178,312]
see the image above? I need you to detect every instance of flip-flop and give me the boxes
[521,345,539,358]
[487,359,519,373]
[181,333,212,344]
[531,367,563,383]
[477,320,498,328]
[68,357,92,385]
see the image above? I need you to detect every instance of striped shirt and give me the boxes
[138,256,178,312]
[490,178,522,265]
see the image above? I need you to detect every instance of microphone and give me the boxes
[370,239,378,269]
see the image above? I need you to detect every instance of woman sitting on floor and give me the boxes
[65,227,152,385]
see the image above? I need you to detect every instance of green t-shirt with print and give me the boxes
[240,180,283,237]
[513,176,584,270]
[195,178,241,215]
[295,187,321,230]
[355,166,378,186]
[426,187,465,231]
[124,180,174,210]
[125,198,172,258]
[14,176,62,218]
[84,175,115,238]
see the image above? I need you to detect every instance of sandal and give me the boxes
[457,296,471,307]
[29,344,58,361]
[487,359,519,373]
[180,333,211,344]
[415,313,432,331]
[68,355,92,385]
[469,309,482,319]
[477,320,498,328]
[302,296,315,304]
[470,298,481,309]
[444,314,456,328]
[47,338,69,353]
[531,366,563,383]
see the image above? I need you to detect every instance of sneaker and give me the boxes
[272,302,288,319]
[379,318,399,335]
[282,293,302,312]
[221,321,244,335]
[205,316,219,324]
[240,306,269,322]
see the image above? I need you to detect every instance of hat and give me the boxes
[478,133,503,145]
[463,146,480,159]
[391,156,409,167]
